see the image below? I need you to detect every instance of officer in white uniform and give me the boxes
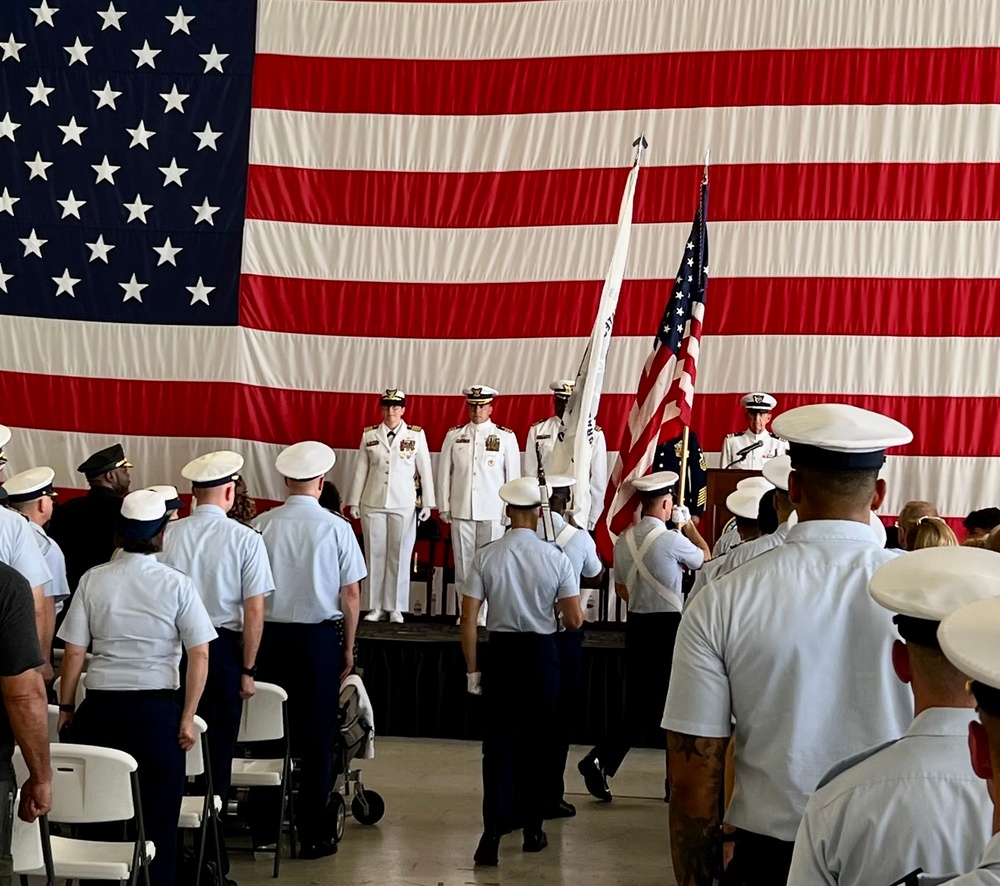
[461,477,583,867]
[579,471,709,804]
[721,392,788,469]
[663,403,914,886]
[438,385,520,622]
[253,441,367,859]
[345,389,436,623]
[57,490,217,886]
[524,380,609,530]
[933,597,1000,885]
[4,468,70,678]
[161,450,274,876]
[788,547,998,886]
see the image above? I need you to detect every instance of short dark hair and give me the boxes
[319,482,342,514]
[964,508,1000,531]
[734,516,758,531]
[793,465,879,508]
[118,536,161,555]
[757,489,779,535]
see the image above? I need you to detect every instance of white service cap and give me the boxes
[633,471,679,497]
[726,486,769,520]
[499,477,544,508]
[147,485,183,510]
[741,392,777,412]
[380,389,406,405]
[550,380,575,397]
[736,476,775,492]
[182,451,244,488]
[275,441,336,480]
[463,385,498,405]
[546,474,576,489]
[4,466,56,503]
[119,489,169,540]
[762,455,792,492]
[940,596,1000,695]
[0,424,10,454]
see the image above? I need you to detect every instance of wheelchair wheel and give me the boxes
[351,789,385,825]
[327,793,347,843]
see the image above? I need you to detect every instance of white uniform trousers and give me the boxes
[451,518,502,614]
[362,505,417,613]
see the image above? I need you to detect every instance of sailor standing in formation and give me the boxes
[720,392,789,470]
[346,389,436,624]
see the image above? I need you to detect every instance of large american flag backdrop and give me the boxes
[0,0,995,524]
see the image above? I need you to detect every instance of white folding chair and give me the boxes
[51,671,88,710]
[230,681,294,878]
[179,715,223,886]
[11,791,55,886]
[14,743,155,886]
[46,704,60,744]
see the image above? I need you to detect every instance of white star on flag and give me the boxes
[126,120,155,149]
[92,155,120,185]
[1,34,27,62]
[199,44,228,73]
[52,269,79,297]
[97,2,127,30]
[0,265,11,293]
[0,113,19,142]
[123,194,152,223]
[120,273,148,303]
[165,6,195,34]
[24,152,52,180]
[0,188,19,216]
[192,198,220,225]
[19,229,46,258]
[193,123,222,151]
[58,116,87,146]
[153,237,183,266]
[159,158,188,187]
[160,84,189,113]
[57,190,86,219]
[132,40,161,69]
[26,77,54,106]
[30,1,59,27]
[85,235,115,263]
[63,38,93,66]
[187,277,214,306]
[93,81,122,110]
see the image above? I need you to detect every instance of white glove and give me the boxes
[672,505,691,527]
[418,507,431,522]
[439,511,451,524]
[347,506,361,520]
[466,672,482,695]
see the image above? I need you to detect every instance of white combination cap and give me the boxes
[119,489,169,540]
[633,471,679,497]
[762,455,792,492]
[741,392,777,412]
[182,450,244,488]
[546,474,576,489]
[147,485,183,511]
[4,466,56,503]
[772,403,912,470]
[499,477,544,508]
[736,476,775,492]
[726,486,769,520]
[940,596,1000,696]
[463,385,498,405]
[275,441,336,480]
[550,380,575,397]
[0,424,10,455]
[380,389,406,405]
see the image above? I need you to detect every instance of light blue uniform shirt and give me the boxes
[935,836,1000,884]
[57,552,217,691]
[613,516,703,614]
[663,520,912,842]
[465,528,578,634]
[789,707,992,886]
[0,507,51,589]
[537,513,602,586]
[161,504,275,632]
[27,521,70,612]
[253,495,367,624]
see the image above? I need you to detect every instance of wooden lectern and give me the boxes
[703,468,762,550]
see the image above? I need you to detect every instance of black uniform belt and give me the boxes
[86,689,176,701]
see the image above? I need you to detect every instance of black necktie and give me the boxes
[387,430,396,441]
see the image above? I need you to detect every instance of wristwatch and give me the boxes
[241,665,257,678]
[58,703,76,713]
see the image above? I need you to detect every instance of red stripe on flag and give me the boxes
[239,275,996,339]
[246,163,1000,227]
[1,371,996,457]
[252,47,1000,115]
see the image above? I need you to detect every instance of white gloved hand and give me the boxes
[418,507,431,522]
[467,672,482,695]
[439,511,451,524]
[347,506,361,520]
[672,505,691,527]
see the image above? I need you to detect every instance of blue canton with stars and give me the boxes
[0,0,255,325]
[659,181,708,354]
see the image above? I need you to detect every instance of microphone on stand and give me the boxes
[725,439,764,469]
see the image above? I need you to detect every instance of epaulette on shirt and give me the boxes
[496,425,515,434]
[364,424,378,432]
[409,424,422,432]
[726,432,737,438]
[595,424,602,432]
[531,418,546,427]
[449,424,464,432]
[815,738,899,790]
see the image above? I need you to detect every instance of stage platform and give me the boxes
[356,618,652,748]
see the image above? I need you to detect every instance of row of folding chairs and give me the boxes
[13,680,294,884]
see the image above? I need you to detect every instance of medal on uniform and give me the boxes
[400,438,415,457]
[485,434,500,452]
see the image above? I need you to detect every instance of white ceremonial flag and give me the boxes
[548,136,646,524]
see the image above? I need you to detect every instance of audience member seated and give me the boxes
[896,501,940,551]
[907,516,959,550]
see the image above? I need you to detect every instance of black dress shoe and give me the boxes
[542,800,576,819]
[299,840,338,859]
[474,831,500,866]
[522,830,548,853]
[578,753,612,802]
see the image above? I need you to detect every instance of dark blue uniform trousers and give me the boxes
[70,692,185,886]
[543,628,584,808]
[481,632,559,835]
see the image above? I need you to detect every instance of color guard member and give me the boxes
[653,430,709,520]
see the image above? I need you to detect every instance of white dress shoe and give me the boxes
[388,611,404,624]
[364,608,384,622]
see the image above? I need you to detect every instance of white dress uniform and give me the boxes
[788,707,992,886]
[721,429,788,470]
[346,418,435,614]
[438,417,520,598]
[0,506,51,589]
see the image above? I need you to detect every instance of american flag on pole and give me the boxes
[596,178,708,560]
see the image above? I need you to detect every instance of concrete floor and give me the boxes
[229,737,676,885]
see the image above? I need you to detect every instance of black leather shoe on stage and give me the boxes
[578,754,613,802]
[299,840,338,860]
[542,800,577,819]
[474,831,501,866]
[522,830,548,853]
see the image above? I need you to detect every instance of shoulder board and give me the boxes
[594,424,602,432]
[770,432,782,439]
[726,432,737,438]
[449,424,464,432]
[333,511,350,523]
[409,424,422,432]
[496,425,515,434]
[531,418,547,427]
[364,424,378,432]
[815,739,899,790]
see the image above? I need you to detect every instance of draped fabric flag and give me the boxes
[0,0,996,530]
[549,137,645,526]
[596,179,709,561]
